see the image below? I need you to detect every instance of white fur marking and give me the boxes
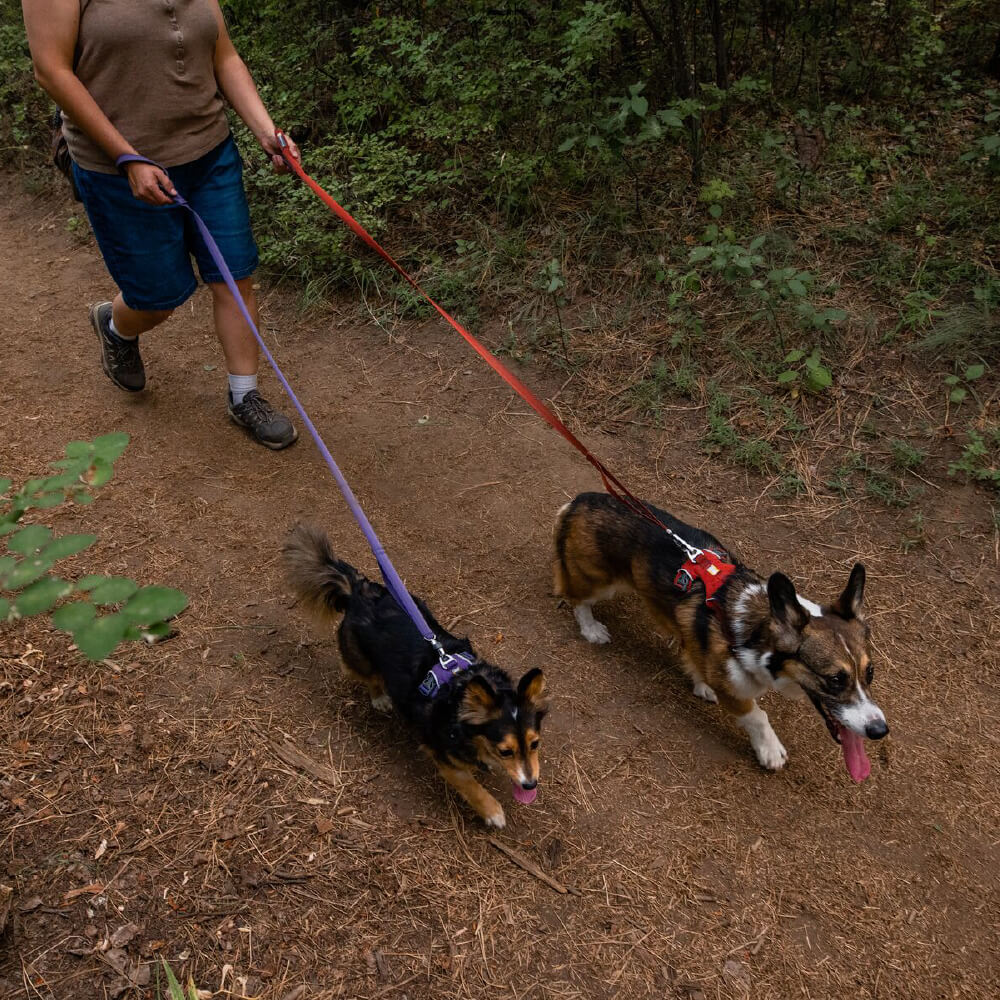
[738,703,788,770]
[837,634,862,671]
[575,604,611,644]
[731,583,765,644]
[371,693,393,714]
[484,803,506,829]
[728,650,771,701]
[797,596,823,617]
[835,684,886,734]
[693,681,718,704]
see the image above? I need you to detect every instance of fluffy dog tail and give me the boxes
[283,523,357,620]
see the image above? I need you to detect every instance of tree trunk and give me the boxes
[665,0,702,184]
[988,32,1000,79]
[709,0,729,122]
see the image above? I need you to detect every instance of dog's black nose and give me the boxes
[865,719,889,740]
[521,779,537,791]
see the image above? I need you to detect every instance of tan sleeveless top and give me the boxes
[63,0,230,173]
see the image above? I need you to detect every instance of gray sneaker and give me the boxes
[227,389,298,450]
[89,301,145,392]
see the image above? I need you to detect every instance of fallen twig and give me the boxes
[487,836,569,895]
[254,726,342,789]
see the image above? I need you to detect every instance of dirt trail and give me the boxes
[1,175,998,1000]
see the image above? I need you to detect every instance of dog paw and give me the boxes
[693,681,718,703]
[370,693,393,714]
[753,732,789,771]
[580,620,611,644]
[483,804,507,829]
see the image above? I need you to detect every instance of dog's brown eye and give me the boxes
[529,739,540,751]
[865,664,874,685]
[830,670,850,692]
[498,747,514,758]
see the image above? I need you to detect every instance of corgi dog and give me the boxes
[283,524,549,827]
[553,493,888,781]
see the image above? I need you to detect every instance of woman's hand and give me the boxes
[257,129,300,174]
[123,162,177,205]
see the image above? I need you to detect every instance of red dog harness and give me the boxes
[674,547,736,607]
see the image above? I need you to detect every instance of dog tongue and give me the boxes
[511,782,537,805]
[838,724,871,783]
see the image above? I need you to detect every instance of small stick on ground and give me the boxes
[254,726,342,789]
[487,836,569,895]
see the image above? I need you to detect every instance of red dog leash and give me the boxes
[274,132,735,603]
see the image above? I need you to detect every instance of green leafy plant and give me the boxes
[943,362,986,404]
[159,959,204,1000]
[698,178,736,218]
[889,438,927,471]
[778,347,834,393]
[688,226,765,281]
[1,434,188,660]
[687,226,847,347]
[536,257,570,357]
[865,467,919,508]
[948,424,1000,491]
[894,289,947,338]
[630,356,697,420]
[702,384,784,473]
[960,89,1000,172]
[901,511,928,553]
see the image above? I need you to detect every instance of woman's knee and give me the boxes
[209,276,255,298]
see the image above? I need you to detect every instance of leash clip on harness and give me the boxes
[115,152,473,697]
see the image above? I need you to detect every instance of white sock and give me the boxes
[108,315,137,341]
[228,373,258,405]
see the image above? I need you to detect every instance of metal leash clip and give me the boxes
[419,640,474,698]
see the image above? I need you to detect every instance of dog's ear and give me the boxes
[517,668,549,716]
[459,677,501,725]
[767,572,809,641]
[832,563,866,620]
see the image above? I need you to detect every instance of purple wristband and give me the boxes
[115,152,163,176]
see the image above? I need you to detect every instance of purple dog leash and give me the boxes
[116,154,473,695]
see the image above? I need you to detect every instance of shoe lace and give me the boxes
[107,336,138,368]
[237,391,274,426]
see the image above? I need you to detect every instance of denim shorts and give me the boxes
[73,135,259,311]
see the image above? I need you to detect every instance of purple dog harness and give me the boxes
[115,153,474,697]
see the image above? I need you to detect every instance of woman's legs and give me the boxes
[208,276,258,376]
[76,140,296,448]
[111,293,172,338]
[208,277,297,450]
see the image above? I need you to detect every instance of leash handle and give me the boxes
[272,132,692,549]
[113,152,447,653]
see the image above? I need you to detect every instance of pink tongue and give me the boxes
[511,782,537,805]
[838,724,871,783]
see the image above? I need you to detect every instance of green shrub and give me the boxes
[1,435,188,660]
[949,425,1000,491]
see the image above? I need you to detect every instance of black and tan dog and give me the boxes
[284,524,549,827]
[553,493,888,781]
